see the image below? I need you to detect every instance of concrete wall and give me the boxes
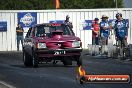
[0,8,132,51]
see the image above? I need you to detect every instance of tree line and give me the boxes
[0,0,124,10]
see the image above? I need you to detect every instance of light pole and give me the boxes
[114,0,118,8]
[116,0,118,8]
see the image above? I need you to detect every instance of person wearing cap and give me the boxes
[92,18,100,45]
[113,13,129,59]
[64,15,73,29]
[100,15,111,55]
[16,23,24,51]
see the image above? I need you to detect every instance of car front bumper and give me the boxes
[36,48,82,58]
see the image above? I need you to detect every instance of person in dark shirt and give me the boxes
[16,23,24,51]
[113,13,129,59]
[64,15,73,29]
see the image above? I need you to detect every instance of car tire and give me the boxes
[77,56,82,66]
[32,52,39,68]
[23,50,32,67]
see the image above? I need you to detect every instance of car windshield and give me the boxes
[35,24,72,37]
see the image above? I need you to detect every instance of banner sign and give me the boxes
[109,19,129,28]
[82,20,93,30]
[0,21,7,32]
[82,19,129,30]
[18,12,37,28]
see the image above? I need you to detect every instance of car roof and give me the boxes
[33,23,66,27]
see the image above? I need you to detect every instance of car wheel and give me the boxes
[23,51,32,67]
[32,52,39,68]
[77,57,82,66]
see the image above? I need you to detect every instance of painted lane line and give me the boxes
[0,81,16,88]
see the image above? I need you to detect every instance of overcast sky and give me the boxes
[123,0,132,8]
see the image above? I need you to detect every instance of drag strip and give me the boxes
[0,51,131,88]
[0,80,16,88]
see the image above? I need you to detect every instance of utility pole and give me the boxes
[116,0,118,8]
[114,0,118,8]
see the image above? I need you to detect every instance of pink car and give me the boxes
[23,23,82,67]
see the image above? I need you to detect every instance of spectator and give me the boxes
[113,13,129,59]
[100,15,111,54]
[100,15,111,45]
[64,15,73,29]
[16,23,24,51]
[92,18,100,45]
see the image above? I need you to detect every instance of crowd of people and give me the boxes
[91,13,129,58]
[92,13,128,45]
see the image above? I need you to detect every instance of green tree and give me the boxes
[0,0,124,10]
[60,0,124,9]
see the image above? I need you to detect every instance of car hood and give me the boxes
[35,35,81,42]
[34,35,81,49]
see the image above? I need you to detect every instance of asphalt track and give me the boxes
[0,51,132,88]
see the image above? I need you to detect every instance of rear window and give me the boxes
[35,24,73,37]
